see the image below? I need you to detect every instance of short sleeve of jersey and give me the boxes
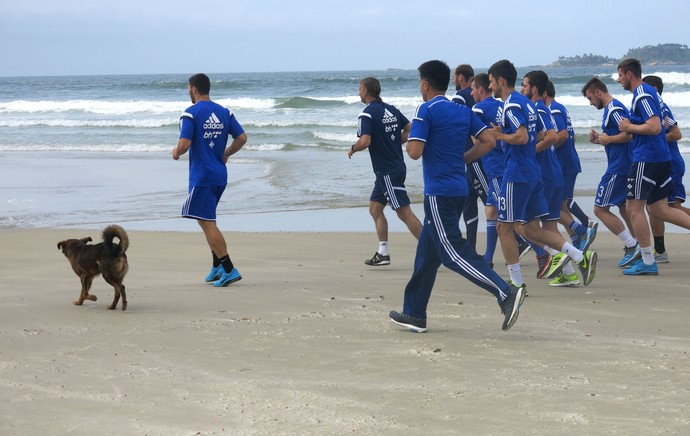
[550,108,567,132]
[503,103,525,134]
[537,109,554,132]
[180,112,194,140]
[632,85,660,123]
[228,112,244,139]
[469,112,488,138]
[409,103,430,143]
[663,103,678,132]
[357,109,373,138]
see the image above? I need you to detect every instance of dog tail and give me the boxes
[103,225,129,254]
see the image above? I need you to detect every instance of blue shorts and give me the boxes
[485,176,502,207]
[182,185,225,221]
[542,184,563,221]
[370,172,411,210]
[497,181,548,223]
[627,161,673,204]
[669,164,686,203]
[561,172,578,201]
[467,160,489,205]
[595,173,627,207]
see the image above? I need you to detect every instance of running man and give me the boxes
[389,60,525,333]
[349,77,422,266]
[581,77,637,266]
[172,73,247,287]
[616,59,690,275]
[487,60,597,290]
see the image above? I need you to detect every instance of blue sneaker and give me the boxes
[623,259,658,275]
[205,265,223,283]
[579,221,598,252]
[213,268,242,287]
[618,244,640,268]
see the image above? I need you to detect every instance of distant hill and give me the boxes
[550,43,690,67]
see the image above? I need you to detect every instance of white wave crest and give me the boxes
[312,131,357,142]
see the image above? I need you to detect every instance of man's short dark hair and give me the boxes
[418,60,450,93]
[617,58,642,79]
[189,73,211,95]
[488,59,517,88]
[524,70,549,95]
[360,77,382,100]
[642,75,664,94]
[546,80,556,98]
[473,73,490,93]
[455,64,474,81]
[581,77,609,96]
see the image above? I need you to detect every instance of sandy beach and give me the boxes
[1,227,689,435]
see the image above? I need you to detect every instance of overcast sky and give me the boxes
[1,0,688,77]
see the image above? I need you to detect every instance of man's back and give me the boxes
[358,100,409,174]
[629,83,670,163]
[500,91,542,183]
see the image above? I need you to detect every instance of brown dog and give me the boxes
[57,225,129,311]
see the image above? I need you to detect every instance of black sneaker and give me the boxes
[389,310,427,333]
[535,253,551,278]
[578,250,598,286]
[365,252,390,266]
[501,284,526,331]
[517,236,532,259]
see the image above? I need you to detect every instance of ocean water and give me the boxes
[1,66,689,230]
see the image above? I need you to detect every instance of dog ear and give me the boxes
[80,237,92,244]
[57,241,65,250]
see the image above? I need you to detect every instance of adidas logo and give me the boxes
[382,108,398,124]
[203,113,224,130]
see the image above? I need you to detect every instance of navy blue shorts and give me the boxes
[182,185,225,221]
[561,172,578,201]
[498,180,548,223]
[595,173,627,207]
[542,184,563,221]
[485,176,502,207]
[669,164,686,203]
[370,172,411,210]
[627,161,673,204]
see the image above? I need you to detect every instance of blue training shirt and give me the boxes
[409,95,488,196]
[629,83,670,163]
[180,100,245,187]
[534,100,563,188]
[500,91,543,183]
[472,96,506,179]
[660,100,684,173]
[357,100,410,175]
[601,99,633,175]
[549,99,582,174]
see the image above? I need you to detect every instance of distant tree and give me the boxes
[624,43,690,64]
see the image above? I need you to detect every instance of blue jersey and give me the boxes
[500,92,542,183]
[629,83,670,163]
[452,87,476,151]
[534,100,563,188]
[472,96,506,179]
[549,99,581,174]
[660,100,684,172]
[180,100,245,187]
[602,99,633,175]
[358,100,410,175]
[409,95,488,196]
[452,87,475,107]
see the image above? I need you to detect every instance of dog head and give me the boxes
[57,237,92,256]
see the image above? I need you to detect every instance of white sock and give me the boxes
[562,242,584,263]
[544,245,559,256]
[563,261,575,275]
[641,245,654,265]
[378,241,389,256]
[507,263,523,286]
[617,230,637,248]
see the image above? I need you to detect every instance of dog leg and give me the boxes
[74,276,97,306]
[103,274,126,311]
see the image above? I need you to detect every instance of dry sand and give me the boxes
[1,229,689,435]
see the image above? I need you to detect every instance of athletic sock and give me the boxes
[544,246,559,256]
[562,242,584,263]
[507,263,523,286]
[568,200,590,225]
[484,220,498,265]
[212,251,220,268]
[653,236,666,254]
[641,246,654,265]
[569,220,587,237]
[563,261,576,275]
[532,243,547,257]
[378,241,389,256]
[617,230,637,248]
[219,255,235,273]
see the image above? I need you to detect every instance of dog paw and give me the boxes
[107,304,116,310]
[73,300,83,306]
[86,294,97,301]
[121,302,127,311]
